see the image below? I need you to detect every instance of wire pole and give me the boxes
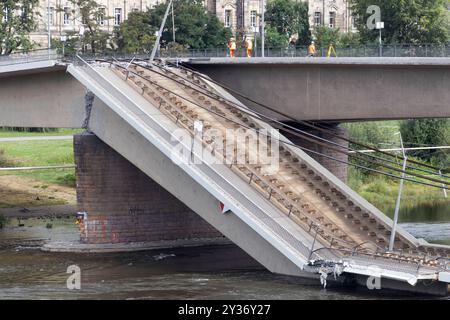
[439,169,448,198]
[47,0,51,58]
[149,0,173,63]
[261,0,265,57]
[389,133,406,251]
[171,1,175,43]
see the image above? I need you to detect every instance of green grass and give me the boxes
[0,128,83,138]
[0,139,75,186]
[348,166,450,215]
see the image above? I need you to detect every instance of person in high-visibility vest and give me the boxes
[327,42,337,57]
[307,41,316,57]
[244,37,253,58]
[228,37,236,58]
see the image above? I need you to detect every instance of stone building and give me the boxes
[207,0,355,38]
[31,0,354,47]
[32,0,158,46]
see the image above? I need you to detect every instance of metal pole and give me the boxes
[48,0,51,56]
[439,170,448,198]
[379,28,382,57]
[261,0,265,57]
[389,133,406,251]
[171,1,175,43]
[149,0,173,63]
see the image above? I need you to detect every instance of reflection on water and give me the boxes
[0,246,446,300]
[383,202,450,223]
[0,200,449,300]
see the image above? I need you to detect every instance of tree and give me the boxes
[265,0,311,47]
[312,26,341,48]
[349,0,450,44]
[58,0,111,54]
[0,0,39,55]
[400,119,450,168]
[148,0,231,50]
[113,11,156,54]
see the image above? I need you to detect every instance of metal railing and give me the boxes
[0,48,59,66]
[156,43,450,58]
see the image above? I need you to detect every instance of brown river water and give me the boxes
[0,204,449,300]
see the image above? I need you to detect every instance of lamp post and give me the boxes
[261,0,265,57]
[150,0,173,63]
[47,0,51,56]
[376,21,384,57]
[389,132,406,252]
[252,26,258,57]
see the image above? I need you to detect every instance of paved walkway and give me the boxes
[0,135,73,142]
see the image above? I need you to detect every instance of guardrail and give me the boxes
[157,44,450,58]
[0,49,59,66]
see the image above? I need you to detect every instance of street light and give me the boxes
[261,0,265,58]
[376,21,384,57]
[389,131,406,252]
[47,0,51,57]
[252,26,258,57]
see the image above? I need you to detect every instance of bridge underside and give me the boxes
[185,58,450,122]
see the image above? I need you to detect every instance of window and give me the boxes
[63,7,71,25]
[47,7,54,26]
[250,10,257,28]
[2,8,9,23]
[329,12,336,28]
[98,7,105,25]
[351,16,357,29]
[114,8,122,26]
[314,12,322,26]
[132,8,139,13]
[224,10,231,28]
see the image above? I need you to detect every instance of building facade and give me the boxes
[31,0,354,47]
[32,0,158,46]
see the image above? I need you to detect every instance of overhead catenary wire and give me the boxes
[174,60,446,172]
[156,59,450,180]
[127,59,450,184]
[104,59,450,191]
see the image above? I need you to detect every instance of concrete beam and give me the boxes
[87,97,308,277]
[186,57,450,121]
[0,68,85,128]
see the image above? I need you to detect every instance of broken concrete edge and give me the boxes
[41,237,231,253]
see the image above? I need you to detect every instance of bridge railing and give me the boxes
[0,49,59,66]
[156,44,450,58]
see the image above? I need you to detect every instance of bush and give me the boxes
[0,215,7,229]
[400,119,450,169]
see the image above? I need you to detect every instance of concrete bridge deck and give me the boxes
[183,57,450,122]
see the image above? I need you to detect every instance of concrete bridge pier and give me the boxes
[280,123,349,182]
[73,132,226,249]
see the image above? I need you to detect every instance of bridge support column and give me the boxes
[281,123,348,182]
[74,132,224,247]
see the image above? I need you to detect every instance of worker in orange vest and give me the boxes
[308,41,316,57]
[244,37,253,58]
[228,37,236,58]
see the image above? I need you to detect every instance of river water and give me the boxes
[0,202,449,300]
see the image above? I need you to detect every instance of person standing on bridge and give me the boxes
[308,41,316,57]
[228,37,236,58]
[244,36,253,58]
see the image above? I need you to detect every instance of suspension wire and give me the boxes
[126,59,450,184]
[102,59,450,191]
[156,59,450,180]
[173,61,446,172]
